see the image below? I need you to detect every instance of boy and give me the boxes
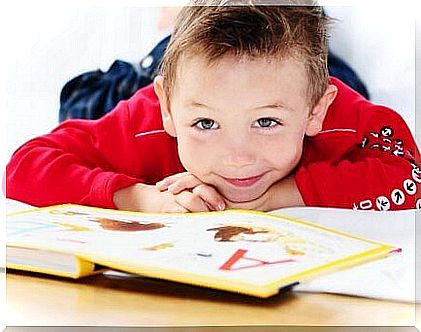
[6,2,420,212]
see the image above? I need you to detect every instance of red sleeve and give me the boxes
[295,106,420,211]
[6,100,143,208]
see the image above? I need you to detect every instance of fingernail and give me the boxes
[217,202,225,211]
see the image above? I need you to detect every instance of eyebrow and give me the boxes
[188,102,212,109]
[253,103,290,111]
[186,101,292,112]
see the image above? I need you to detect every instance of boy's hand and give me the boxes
[114,174,303,213]
[113,183,189,213]
[113,173,226,213]
[224,175,304,211]
[156,172,226,212]
[155,173,304,212]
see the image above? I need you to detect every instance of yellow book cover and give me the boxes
[6,246,102,279]
[6,204,396,298]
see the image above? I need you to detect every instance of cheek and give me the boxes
[264,132,305,169]
[176,135,216,174]
[270,145,302,167]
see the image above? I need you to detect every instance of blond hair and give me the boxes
[160,0,331,108]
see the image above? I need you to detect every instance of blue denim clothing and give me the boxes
[59,35,369,122]
[327,52,369,100]
[59,36,170,122]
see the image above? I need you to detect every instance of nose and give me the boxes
[223,133,256,167]
[225,151,256,167]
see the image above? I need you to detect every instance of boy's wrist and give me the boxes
[266,175,304,211]
[113,183,161,212]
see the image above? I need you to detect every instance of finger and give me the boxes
[155,172,190,191]
[192,184,226,211]
[167,175,203,194]
[162,202,190,213]
[174,191,210,212]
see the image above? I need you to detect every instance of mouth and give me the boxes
[221,173,265,188]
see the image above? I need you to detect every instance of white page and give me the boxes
[272,207,417,303]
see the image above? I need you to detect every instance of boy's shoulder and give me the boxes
[128,83,160,111]
[323,77,404,134]
[303,78,415,166]
[124,83,165,134]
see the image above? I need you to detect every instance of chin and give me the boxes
[221,187,266,203]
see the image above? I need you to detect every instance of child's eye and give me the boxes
[253,118,282,128]
[193,119,219,130]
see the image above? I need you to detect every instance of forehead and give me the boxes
[177,53,307,82]
[173,54,309,109]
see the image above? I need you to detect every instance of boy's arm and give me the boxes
[295,106,420,211]
[6,100,142,208]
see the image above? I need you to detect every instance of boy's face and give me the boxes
[156,55,332,203]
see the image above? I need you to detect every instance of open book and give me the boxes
[6,204,396,298]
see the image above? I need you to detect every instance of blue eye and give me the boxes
[254,118,281,128]
[193,119,219,130]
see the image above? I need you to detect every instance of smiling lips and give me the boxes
[222,174,264,188]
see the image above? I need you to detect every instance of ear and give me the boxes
[305,84,338,136]
[154,75,177,137]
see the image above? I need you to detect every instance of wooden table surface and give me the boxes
[6,270,416,327]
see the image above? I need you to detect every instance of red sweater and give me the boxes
[6,78,420,211]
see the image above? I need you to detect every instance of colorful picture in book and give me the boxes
[48,209,167,232]
[207,224,334,256]
[89,217,166,232]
